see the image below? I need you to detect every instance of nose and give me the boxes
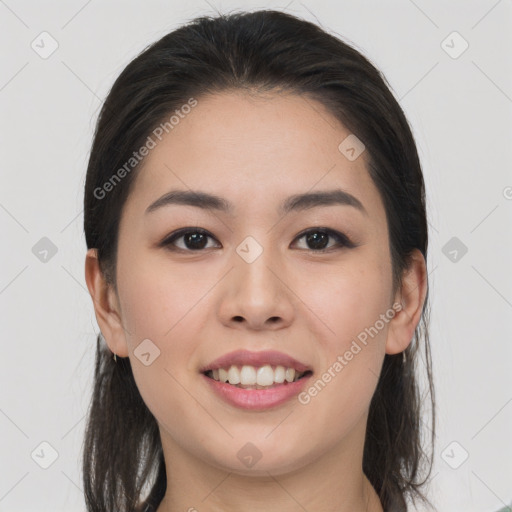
[217,246,295,331]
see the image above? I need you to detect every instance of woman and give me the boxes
[83,9,435,512]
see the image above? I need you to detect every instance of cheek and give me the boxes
[115,257,210,420]
[303,248,393,349]
[296,256,393,434]
[116,246,212,342]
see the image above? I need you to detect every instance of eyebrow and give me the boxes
[145,188,367,216]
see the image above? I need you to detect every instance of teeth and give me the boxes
[274,365,285,383]
[228,366,241,385]
[256,365,274,386]
[218,368,229,383]
[240,365,256,385]
[285,368,295,383]
[208,364,306,387]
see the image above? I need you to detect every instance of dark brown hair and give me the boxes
[82,9,435,512]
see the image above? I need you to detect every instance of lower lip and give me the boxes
[202,373,312,410]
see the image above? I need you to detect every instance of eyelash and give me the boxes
[160,227,356,253]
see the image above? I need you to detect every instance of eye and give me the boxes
[160,228,220,251]
[160,227,355,253]
[292,228,355,252]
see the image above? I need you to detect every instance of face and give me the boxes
[107,91,400,475]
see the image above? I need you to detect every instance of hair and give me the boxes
[82,9,435,512]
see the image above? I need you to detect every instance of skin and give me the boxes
[85,91,427,512]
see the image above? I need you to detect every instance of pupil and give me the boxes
[183,231,329,250]
[307,232,328,249]
[185,232,207,250]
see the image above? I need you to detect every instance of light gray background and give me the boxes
[1,1,511,511]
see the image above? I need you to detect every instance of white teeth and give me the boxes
[285,368,295,383]
[227,366,240,385]
[240,365,257,385]
[274,365,285,383]
[208,364,306,387]
[256,365,274,386]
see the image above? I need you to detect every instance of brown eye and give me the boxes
[161,228,220,251]
[292,228,355,252]
[160,227,355,253]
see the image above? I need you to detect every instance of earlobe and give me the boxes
[385,249,428,355]
[84,248,130,358]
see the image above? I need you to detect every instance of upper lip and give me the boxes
[200,349,312,373]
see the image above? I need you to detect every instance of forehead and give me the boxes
[125,91,383,217]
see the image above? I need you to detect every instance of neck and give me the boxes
[155,417,384,512]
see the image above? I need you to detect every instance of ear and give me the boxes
[385,248,428,355]
[84,248,130,358]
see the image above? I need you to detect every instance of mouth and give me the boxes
[200,349,314,408]
[201,364,314,410]
[202,365,314,390]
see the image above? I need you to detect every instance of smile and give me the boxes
[204,364,311,389]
